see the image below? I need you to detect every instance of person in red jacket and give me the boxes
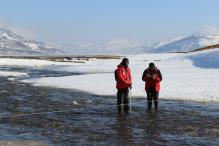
[115,58,132,113]
[142,62,162,110]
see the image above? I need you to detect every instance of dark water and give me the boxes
[0,66,218,146]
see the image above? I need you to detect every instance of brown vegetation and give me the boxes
[190,44,219,52]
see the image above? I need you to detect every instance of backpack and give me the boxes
[114,69,118,81]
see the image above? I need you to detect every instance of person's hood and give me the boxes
[117,64,128,69]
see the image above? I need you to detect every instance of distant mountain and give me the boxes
[0,28,63,56]
[149,35,219,53]
[63,35,219,55]
[62,39,146,55]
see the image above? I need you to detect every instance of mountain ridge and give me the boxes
[0,28,63,56]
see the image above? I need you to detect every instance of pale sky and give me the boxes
[1,0,219,47]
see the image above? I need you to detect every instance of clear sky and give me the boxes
[1,0,219,47]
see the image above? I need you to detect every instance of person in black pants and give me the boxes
[115,58,132,113]
[117,88,130,113]
[142,63,162,110]
[147,88,159,110]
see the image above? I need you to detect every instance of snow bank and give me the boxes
[24,73,117,95]
[0,71,28,77]
[23,53,219,102]
[188,48,219,69]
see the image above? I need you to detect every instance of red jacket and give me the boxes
[142,67,162,92]
[116,65,132,89]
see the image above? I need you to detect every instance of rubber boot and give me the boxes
[154,101,158,110]
[124,104,130,113]
[118,105,122,113]
[148,101,152,111]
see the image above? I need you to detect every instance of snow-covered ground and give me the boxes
[0,50,218,102]
[0,71,28,77]
[20,49,219,102]
[0,58,75,67]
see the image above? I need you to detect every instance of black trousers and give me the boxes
[146,88,159,110]
[117,88,129,112]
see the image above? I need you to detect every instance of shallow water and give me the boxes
[0,66,218,145]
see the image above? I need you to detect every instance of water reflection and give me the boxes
[143,112,165,145]
[114,113,134,145]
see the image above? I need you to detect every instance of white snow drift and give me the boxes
[189,48,219,69]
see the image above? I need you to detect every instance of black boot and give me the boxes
[124,104,130,113]
[118,105,122,113]
[148,101,152,111]
[154,101,158,110]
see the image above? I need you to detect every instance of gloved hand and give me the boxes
[146,73,151,78]
[151,74,155,79]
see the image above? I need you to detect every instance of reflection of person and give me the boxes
[114,114,134,145]
[143,112,162,144]
[115,58,132,113]
[142,63,162,110]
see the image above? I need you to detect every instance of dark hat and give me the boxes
[121,58,129,67]
[149,62,155,68]
[122,58,129,63]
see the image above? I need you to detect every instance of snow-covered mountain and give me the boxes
[64,35,219,55]
[149,35,219,53]
[0,28,62,56]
